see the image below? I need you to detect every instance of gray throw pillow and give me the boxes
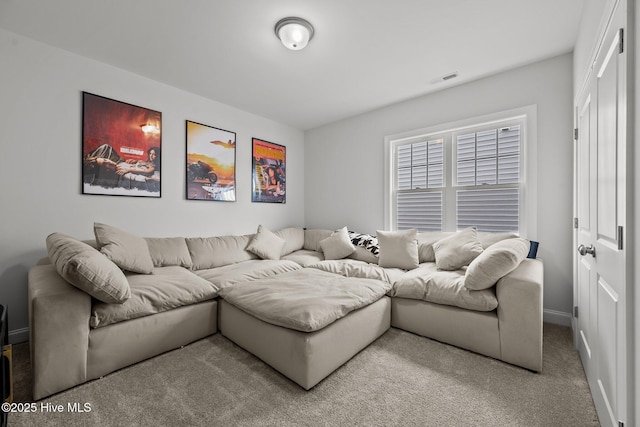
[319,227,355,260]
[464,237,530,290]
[246,225,286,260]
[377,229,419,270]
[46,232,130,304]
[433,227,483,271]
[94,222,154,274]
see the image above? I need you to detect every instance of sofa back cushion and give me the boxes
[417,231,518,263]
[145,237,193,268]
[304,229,332,252]
[274,227,305,256]
[46,232,131,304]
[186,234,258,269]
[417,232,454,263]
[478,232,519,249]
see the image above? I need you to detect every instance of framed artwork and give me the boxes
[186,121,236,201]
[252,138,286,203]
[82,92,162,197]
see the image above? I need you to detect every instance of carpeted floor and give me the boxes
[7,324,599,426]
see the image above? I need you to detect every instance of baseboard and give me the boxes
[8,328,28,345]
[543,309,572,327]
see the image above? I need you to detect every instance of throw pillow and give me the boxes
[433,227,483,271]
[246,225,286,260]
[94,222,154,274]
[464,237,530,290]
[319,227,355,260]
[145,237,193,268]
[377,229,419,270]
[46,232,131,304]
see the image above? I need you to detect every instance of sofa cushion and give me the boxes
[218,268,392,332]
[390,263,498,311]
[308,260,405,284]
[46,233,130,304]
[246,225,286,260]
[417,232,454,263]
[464,238,530,290]
[90,266,218,328]
[94,223,154,274]
[195,259,302,290]
[186,234,257,269]
[274,227,305,256]
[478,232,519,249]
[377,229,419,270]
[281,249,325,267]
[303,229,333,252]
[348,246,379,264]
[145,237,193,268]
[319,227,355,260]
[433,227,483,271]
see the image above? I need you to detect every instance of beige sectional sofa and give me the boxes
[28,223,543,400]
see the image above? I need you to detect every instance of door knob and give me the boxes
[577,244,596,257]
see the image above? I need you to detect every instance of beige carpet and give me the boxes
[8,324,599,426]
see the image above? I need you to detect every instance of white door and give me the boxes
[573,3,627,426]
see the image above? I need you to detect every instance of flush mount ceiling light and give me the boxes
[275,17,314,50]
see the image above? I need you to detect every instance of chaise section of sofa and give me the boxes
[389,258,543,371]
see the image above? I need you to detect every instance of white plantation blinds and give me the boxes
[396,139,444,231]
[455,126,521,232]
[393,120,523,234]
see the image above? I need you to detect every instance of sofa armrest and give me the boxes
[29,265,92,400]
[496,258,543,372]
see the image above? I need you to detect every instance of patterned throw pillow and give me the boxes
[348,231,380,256]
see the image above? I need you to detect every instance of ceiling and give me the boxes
[0,0,585,130]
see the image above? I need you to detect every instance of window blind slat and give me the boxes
[456,188,519,233]
[397,191,442,231]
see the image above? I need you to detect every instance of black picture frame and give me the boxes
[185,120,237,201]
[251,138,286,203]
[82,92,162,197]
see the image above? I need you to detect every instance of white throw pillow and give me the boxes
[377,229,419,270]
[319,227,355,260]
[94,222,154,274]
[464,237,530,290]
[246,225,286,260]
[433,227,483,271]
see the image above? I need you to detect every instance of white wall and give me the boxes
[0,28,305,341]
[305,54,574,322]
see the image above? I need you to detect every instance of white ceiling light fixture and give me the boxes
[275,17,314,50]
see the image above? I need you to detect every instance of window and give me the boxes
[385,107,536,236]
[454,126,521,232]
[396,138,444,231]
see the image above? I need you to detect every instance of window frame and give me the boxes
[384,105,538,238]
